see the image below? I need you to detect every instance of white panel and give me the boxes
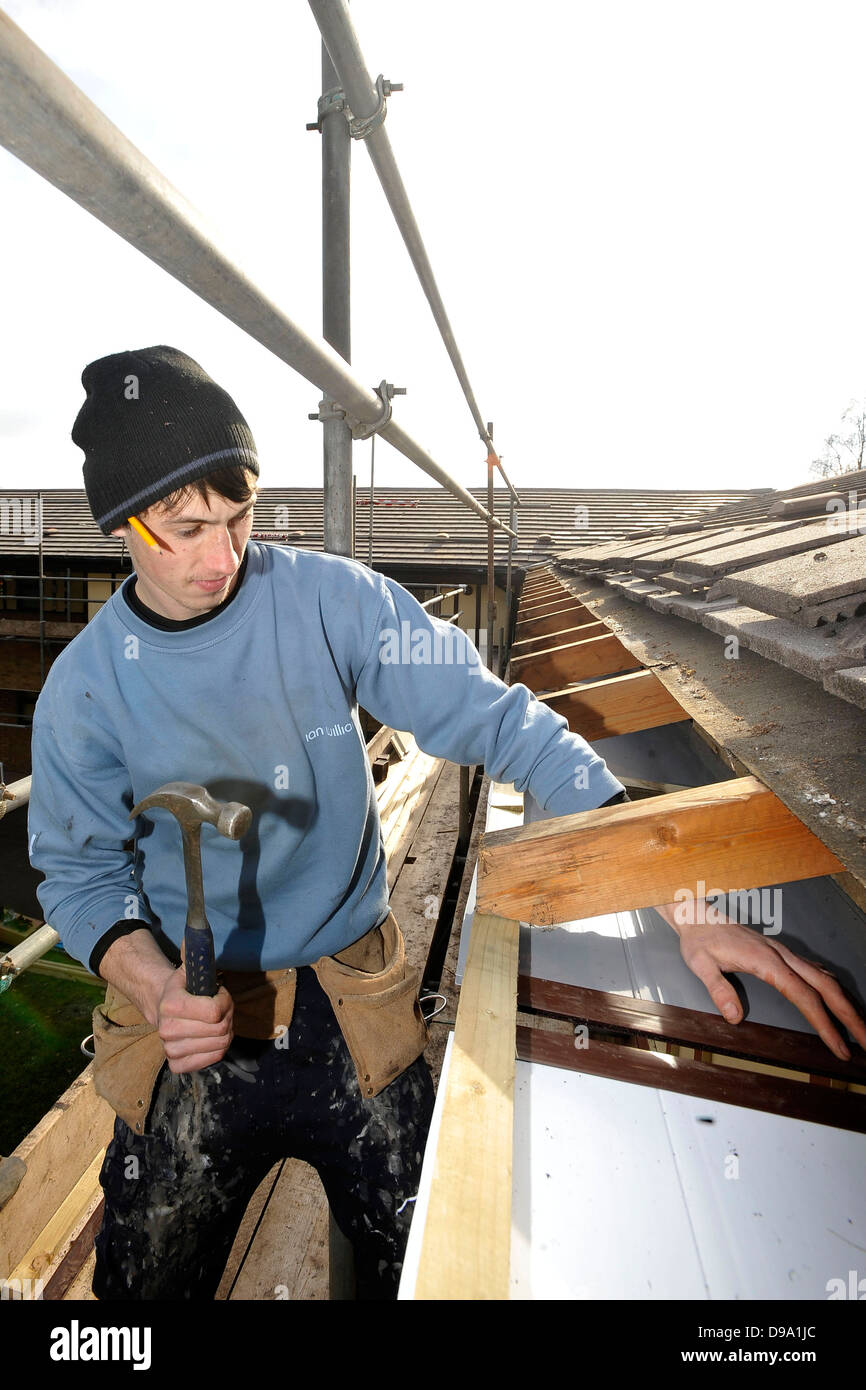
[656,1088,866,1300]
[510,1061,866,1300]
[510,1061,709,1299]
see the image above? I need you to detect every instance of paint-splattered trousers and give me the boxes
[92,964,435,1301]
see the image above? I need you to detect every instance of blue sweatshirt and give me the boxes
[28,542,623,971]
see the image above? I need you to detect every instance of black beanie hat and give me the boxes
[73,345,259,534]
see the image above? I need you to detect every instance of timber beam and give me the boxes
[476,776,844,924]
[510,632,642,689]
[516,1029,866,1133]
[539,669,689,741]
[0,1067,113,1278]
[521,583,565,602]
[414,912,518,1300]
[511,621,606,657]
[518,976,866,1082]
[519,593,587,618]
[514,604,593,639]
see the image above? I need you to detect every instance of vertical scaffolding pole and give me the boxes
[367,436,375,567]
[486,431,495,671]
[321,44,353,558]
[320,40,357,1297]
[503,494,515,677]
[458,765,471,855]
[37,490,45,686]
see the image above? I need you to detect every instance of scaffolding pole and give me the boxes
[0,11,514,538]
[309,0,522,510]
[320,41,354,558]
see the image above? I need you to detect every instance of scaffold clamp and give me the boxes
[309,382,405,438]
[347,75,402,141]
[306,87,347,133]
[351,380,395,440]
[308,398,347,423]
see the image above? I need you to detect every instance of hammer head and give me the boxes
[129,781,252,840]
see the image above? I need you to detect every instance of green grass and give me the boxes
[0,956,105,1156]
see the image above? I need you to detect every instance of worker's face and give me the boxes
[111,479,257,620]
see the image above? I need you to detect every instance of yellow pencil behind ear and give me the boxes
[127,516,162,553]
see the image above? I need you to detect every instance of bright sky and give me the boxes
[1,0,865,498]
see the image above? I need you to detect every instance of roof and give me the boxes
[0,486,765,571]
[557,467,866,713]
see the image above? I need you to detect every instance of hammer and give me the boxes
[129,781,251,996]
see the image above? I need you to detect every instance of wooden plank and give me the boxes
[477,776,844,925]
[515,1028,866,1133]
[517,976,866,1083]
[514,604,595,640]
[423,775,492,1087]
[510,621,606,656]
[61,1248,97,1300]
[516,597,586,621]
[540,668,689,741]
[621,776,690,796]
[365,723,410,764]
[224,1159,329,1301]
[382,755,444,889]
[414,912,519,1300]
[519,593,587,618]
[521,584,565,603]
[522,595,559,606]
[388,761,462,978]
[375,737,423,813]
[0,618,86,640]
[216,1162,285,1299]
[510,632,642,688]
[0,1066,114,1278]
[376,736,422,817]
[8,1149,105,1291]
[43,1199,104,1301]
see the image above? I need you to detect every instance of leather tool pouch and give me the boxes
[91,987,167,1135]
[312,911,429,1098]
[91,968,298,1135]
[218,967,297,1041]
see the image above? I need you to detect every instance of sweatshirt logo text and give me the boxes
[305,721,354,741]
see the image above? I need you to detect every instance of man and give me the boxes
[28,346,866,1301]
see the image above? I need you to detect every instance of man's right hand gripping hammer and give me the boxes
[129,782,252,1068]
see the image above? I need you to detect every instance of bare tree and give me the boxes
[810,400,866,478]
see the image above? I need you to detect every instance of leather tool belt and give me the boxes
[91,912,428,1134]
